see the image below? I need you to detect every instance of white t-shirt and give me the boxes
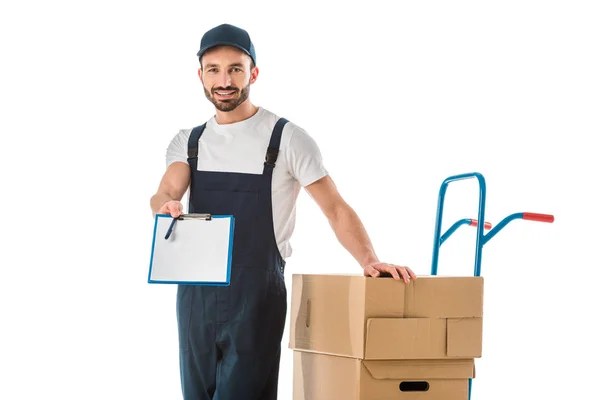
[166,107,329,259]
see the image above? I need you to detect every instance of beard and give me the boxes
[204,83,250,112]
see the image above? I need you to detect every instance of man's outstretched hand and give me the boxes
[158,200,184,218]
[363,262,417,283]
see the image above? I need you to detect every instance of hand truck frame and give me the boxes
[430,172,554,399]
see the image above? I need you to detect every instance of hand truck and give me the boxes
[430,172,554,399]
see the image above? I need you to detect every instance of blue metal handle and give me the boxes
[431,172,487,277]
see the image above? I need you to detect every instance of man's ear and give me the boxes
[250,66,259,84]
[198,68,203,83]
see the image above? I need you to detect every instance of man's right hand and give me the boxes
[158,200,184,218]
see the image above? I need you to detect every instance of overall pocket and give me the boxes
[197,188,259,261]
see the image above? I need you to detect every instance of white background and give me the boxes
[1,0,598,399]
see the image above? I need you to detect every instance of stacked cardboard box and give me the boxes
[288,274,484,400]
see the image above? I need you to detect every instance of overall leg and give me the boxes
[177,285,218,400]
[258,345,282,400]
[213,269,287,400]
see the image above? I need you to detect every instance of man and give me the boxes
[150,23,416,400]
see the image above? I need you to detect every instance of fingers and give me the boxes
[363,265,380,278]
[394,265,412,283]
[158,201,183,218]
[387,264,408,283]
[366,262,416,283]
[387,265,402,281]
[398,266,417,283]
[170,202,183,218]
[406,267,417,280]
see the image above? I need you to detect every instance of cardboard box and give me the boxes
[289,274,483,359]
[294,351,474,400]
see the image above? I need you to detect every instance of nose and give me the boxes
[216,70,232,88]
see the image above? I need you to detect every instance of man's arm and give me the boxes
[150,162,191,218]
[304,175,416,282]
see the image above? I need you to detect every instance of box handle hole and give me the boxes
[305,299,311,328]
[399,381,430,392]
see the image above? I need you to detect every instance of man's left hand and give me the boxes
[363,262,417,283]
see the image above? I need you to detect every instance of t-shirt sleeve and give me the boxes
[285,124,329,187]
[165,129,191,167]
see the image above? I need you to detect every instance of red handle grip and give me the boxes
[522,212,554,223]
[469,219,492,230]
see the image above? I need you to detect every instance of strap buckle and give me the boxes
[264,147,279,167]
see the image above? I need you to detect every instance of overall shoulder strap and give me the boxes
[264,117,289,168]
[187,123,207,161]
[186,123,207,213]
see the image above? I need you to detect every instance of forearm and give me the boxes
[328,204,380,269]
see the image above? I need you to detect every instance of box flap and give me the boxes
[363,359,475,380]
[404,276,484,318]
[365,318,446,359]
[364,276,407,318]
[447,317,483,357]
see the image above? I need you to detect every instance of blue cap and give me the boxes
[197,24,256,65]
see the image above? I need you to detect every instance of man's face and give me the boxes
[199,46,257,112]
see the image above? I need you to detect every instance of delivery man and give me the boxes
[149,23,416,400]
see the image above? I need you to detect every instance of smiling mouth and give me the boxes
[214,90,237,98]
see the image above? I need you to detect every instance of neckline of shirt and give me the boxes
[207,106,265,134]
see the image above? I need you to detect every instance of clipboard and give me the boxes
[148,213,235,285]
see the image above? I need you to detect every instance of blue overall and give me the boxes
[176,118,289,400]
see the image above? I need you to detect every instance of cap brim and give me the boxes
[196,40,252,59]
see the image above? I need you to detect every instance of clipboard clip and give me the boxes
[165,213,212,240]
[177,213,212,221]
